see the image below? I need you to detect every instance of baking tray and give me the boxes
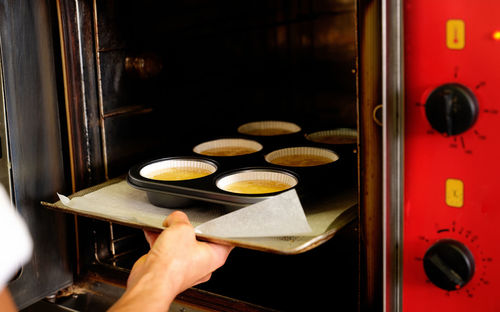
[42,177,357,255]
[127,124,357,209]
[128,160,301,208]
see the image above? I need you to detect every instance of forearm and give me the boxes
[108,212,232,311]
[0,288,18,312]
[108,271,176,312]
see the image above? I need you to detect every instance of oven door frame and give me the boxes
[0,0,74,308]
[26,0,385,310]
[382,0,404,311]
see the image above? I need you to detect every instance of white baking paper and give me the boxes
[56,180,312,238]
[194,189,312,237]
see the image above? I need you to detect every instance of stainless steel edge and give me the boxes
[0,38,11,194]
[0,0,73,308]
[382,0,404,311]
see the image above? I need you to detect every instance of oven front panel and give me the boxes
[403,0,500,310]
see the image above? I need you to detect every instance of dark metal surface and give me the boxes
[102,109,162,178]
[357,0,383,310]
[92,0,358,178]
[57,0,105,190]
[197,220,359,311]
[0,0,73,308]
[22,280,124,312]
[0,46,11,192]
[22,277,279,312]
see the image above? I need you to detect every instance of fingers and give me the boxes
[191,244,233,287]
[139,212,234,295]
[134,254,148,265]
[143,230,160,247]
[206,243,234,269]
[160,211,233,271]
[162,210,190,227]
[161,212,234,267]
[193,273,212,286]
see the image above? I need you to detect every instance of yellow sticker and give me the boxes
[446,178,464,208]
[446,19,465,50]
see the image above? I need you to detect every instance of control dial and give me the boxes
[425,83,479,135]
[423,239,475,291]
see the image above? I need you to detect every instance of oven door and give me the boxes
[0,0,73,308]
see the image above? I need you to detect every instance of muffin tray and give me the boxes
[127,121,357,209]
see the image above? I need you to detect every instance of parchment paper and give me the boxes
[43,177,357,254]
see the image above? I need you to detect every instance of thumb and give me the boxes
[144,230,160,248]
[162,211,191,227]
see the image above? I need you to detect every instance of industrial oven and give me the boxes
[2,1,365,311]
[385,0,500,311]
[0,0,497,311]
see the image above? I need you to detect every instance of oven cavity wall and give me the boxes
[56,0,368,311]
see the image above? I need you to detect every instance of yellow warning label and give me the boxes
[446,19,465,50]
[446,178,464,208]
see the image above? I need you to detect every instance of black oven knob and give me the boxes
[424,83,478,135]
[423,239,475,291]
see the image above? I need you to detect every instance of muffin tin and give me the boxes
[127,121,357,209]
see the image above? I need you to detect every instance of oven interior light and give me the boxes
[493,30,500,41]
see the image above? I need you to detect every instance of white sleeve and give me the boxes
[0,186,33,288]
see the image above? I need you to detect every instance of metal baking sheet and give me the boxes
[42,177,357,255]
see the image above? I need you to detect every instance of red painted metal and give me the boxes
[403,0,500,310]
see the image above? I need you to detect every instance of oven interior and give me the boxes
[61,0,359,311]
[95,0,356,178]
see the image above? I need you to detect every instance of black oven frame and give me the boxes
[0,0,383,310]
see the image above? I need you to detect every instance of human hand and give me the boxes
[132,211,233,292]
[109,211,233,312]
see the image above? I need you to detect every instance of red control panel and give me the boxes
[403,0,500,310]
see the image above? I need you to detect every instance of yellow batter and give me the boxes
[199,146,257,156]
[270,155,333,167]
[152,167,212,181]
[224,180,291,194]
